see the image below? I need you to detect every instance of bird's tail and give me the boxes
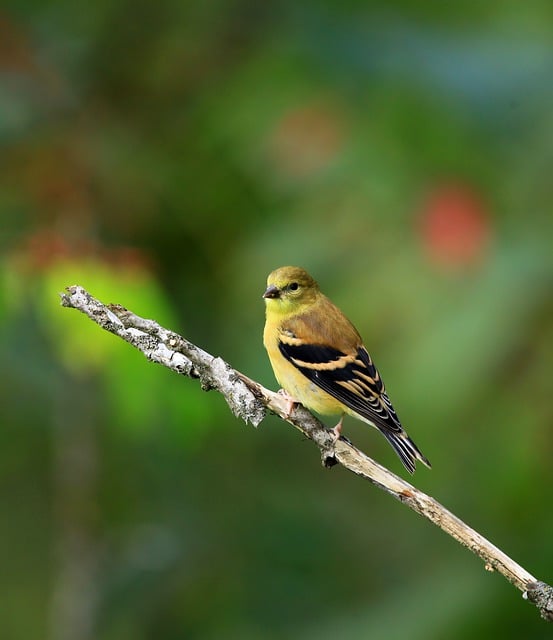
[381,430,431,474]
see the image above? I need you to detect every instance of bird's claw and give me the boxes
[329,416,344,442]
[277,388,298,419]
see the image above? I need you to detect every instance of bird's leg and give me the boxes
[277,388,298,419]
[330,416,344,441]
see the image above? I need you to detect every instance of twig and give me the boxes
[60,285,553,622]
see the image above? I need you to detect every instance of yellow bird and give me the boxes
[263,266,431,474]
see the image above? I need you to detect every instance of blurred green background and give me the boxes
[1,2,552,639]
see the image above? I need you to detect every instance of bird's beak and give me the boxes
[263,284,280,299]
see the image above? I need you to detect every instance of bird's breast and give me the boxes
[264,328,343,417]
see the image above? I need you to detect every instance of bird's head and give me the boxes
[263,266,319,314]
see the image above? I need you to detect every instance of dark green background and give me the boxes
[1,2,552,638]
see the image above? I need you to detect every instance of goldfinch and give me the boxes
[263,266,431,474]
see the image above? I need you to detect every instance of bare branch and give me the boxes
[60,285,553,623]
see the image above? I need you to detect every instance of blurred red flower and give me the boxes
[418,183,492,269]
[265,102,346,180]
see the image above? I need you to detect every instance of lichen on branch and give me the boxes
[60,285,553,623]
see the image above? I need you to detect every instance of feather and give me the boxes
[263,266,431,473]
[278,339,402,435]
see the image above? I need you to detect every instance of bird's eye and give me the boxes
[289,282,299,291]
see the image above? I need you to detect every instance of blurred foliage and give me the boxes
[1,1,552,639]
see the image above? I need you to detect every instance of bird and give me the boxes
[262,266,431,474]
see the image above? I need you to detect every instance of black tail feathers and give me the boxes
[381,430,431,474]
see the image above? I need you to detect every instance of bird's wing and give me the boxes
[278,325,404,435]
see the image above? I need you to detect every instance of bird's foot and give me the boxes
[277,388,298,419]
[330,416,344,442]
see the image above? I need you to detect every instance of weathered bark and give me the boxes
[60,285,553,623]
